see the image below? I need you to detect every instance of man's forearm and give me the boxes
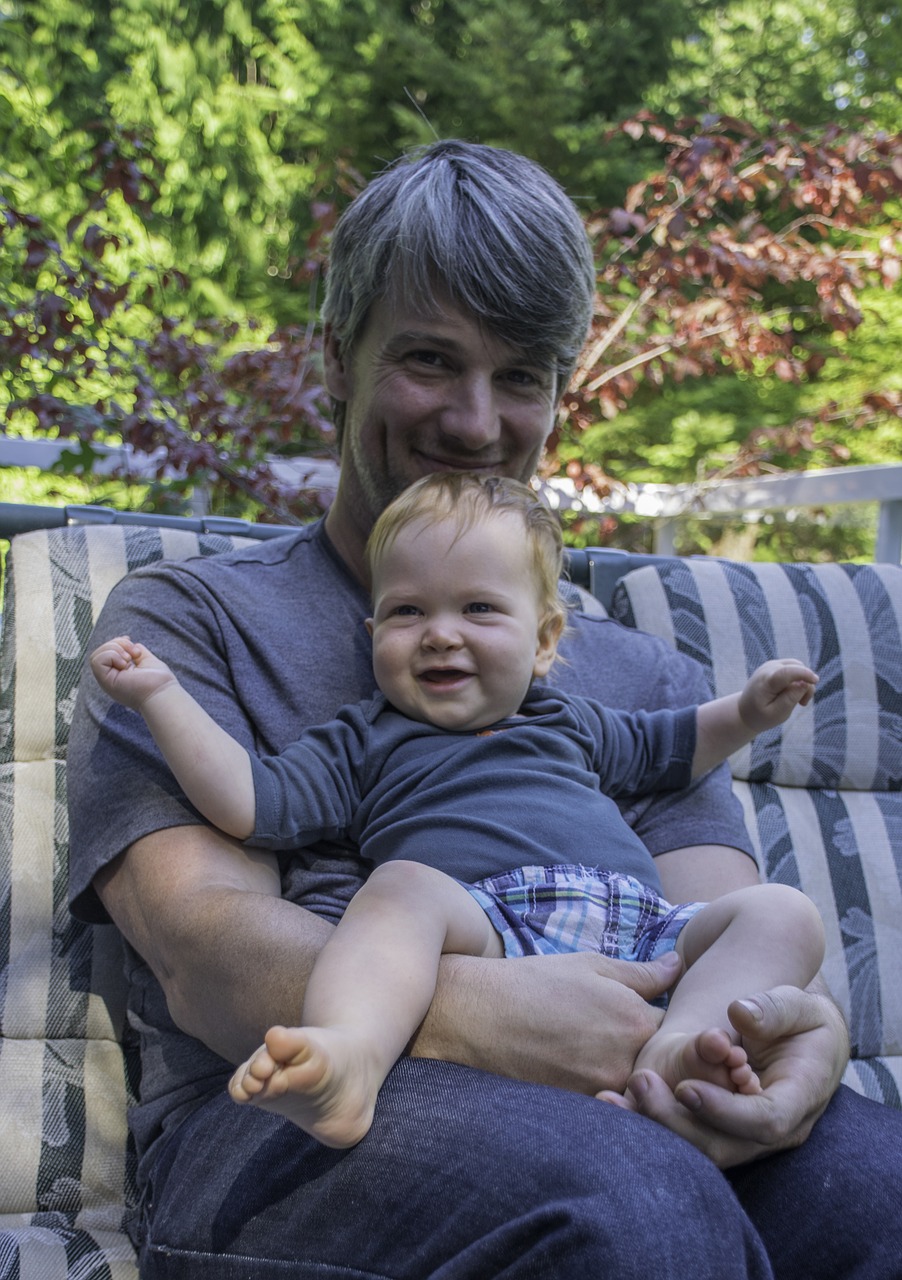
[413,949,673,1095]
[164,888,334,1062]
[95,825,335,1064]
[97,827,690,1093]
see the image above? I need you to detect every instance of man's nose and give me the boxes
[440,375,501,449]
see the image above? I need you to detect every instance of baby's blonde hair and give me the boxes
[366,473,569,644]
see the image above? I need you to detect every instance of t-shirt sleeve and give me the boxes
[67,561,263,923]
[616,644,752,861]
[577,700,697,796]
[249,707,369,849]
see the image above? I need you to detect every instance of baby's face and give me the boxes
[366,514,557,732]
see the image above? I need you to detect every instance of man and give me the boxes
[68,140,902,1278]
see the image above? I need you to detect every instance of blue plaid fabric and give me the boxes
[468,864,705,964]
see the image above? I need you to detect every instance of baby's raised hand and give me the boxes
[739,659,818,733]
[90,636,177,712]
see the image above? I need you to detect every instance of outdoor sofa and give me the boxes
[1,503,900,1278]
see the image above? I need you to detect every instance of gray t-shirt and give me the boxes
[67,519,752,1168]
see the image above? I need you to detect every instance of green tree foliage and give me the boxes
[1,0,334,324]
[300,0,692,199]
[560,117,901,469]
[4,0,898,330]
[554,116,902,558]
[3,111,898,542]
[0,0,694,316]
[649,0,901,130]
[0,139,335,521]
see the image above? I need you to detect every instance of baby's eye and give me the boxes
[466,602,495,615]
[392,604,422,617]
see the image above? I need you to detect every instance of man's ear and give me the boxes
[323,324,350,400]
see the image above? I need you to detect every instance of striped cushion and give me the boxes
[612,559,902,1108]
[0,525,252,1279]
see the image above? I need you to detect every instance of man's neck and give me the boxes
[324,499,371,591]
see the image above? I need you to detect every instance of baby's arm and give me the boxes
[692,658,818,778]
[90,636,255,839]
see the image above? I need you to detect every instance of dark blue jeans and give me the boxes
[136,1061,901,1279]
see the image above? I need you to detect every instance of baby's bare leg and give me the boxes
[229,860,502,1148]
[633,883,825,1096]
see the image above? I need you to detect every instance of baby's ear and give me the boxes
[534,613,564,677]
[365,618,375,638]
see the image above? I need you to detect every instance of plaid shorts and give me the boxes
[467,864,705,963]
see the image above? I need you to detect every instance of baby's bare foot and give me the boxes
[230,1040,280,1102]
[635,1025,762,1095]
[228,1024,380,1149]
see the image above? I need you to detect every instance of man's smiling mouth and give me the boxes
[414,451,504,474]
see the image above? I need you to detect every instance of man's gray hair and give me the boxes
[322,140,596,440]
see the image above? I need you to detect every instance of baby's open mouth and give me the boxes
[420,669,470,684]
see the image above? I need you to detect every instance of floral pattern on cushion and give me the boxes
[0,525,250,1278]
[612,558,902,1108]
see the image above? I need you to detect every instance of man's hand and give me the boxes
[412,948,682,1095]
[598,983,848,1168]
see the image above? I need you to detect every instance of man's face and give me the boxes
[324,297,558,548]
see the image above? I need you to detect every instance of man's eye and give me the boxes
[505,366,553,390]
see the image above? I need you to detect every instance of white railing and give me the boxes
[0,436,340,520]
[539,462,902,563]
[2,435,901,563]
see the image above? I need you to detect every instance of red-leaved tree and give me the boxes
[553,115,902,506]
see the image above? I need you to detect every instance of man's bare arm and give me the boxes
[656,842,760,902]
[96,826,677,1092]
[413,948,676,1094]
[95,826,331,1064]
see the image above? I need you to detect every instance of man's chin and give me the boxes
[410,455,510,481]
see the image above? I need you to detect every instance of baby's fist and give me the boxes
[740,659,818,732]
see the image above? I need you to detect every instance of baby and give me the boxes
[91,472,825,1148]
